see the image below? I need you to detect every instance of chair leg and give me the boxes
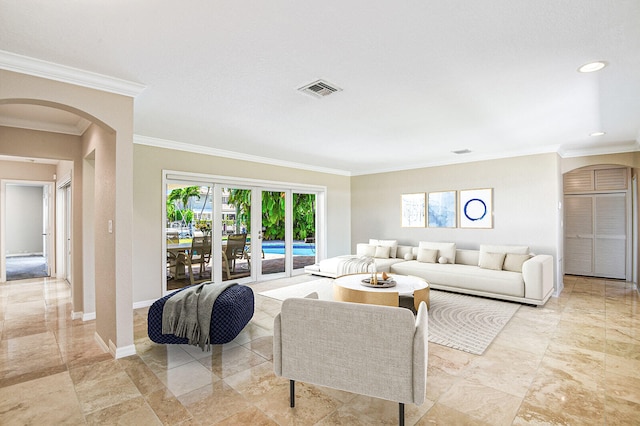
[399,403,404,426]
[290,380,295,408]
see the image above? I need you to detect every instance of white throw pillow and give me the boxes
[374,245,391,259]
[369,239,398,258]
[438,256,448,264]
[356,243,376,257]
[404,253,415,261]
[418,241,456,264]
[503,253,532,272]
[478,252,506,270]
[417,248,438,263]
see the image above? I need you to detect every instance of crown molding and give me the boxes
[133,135,352,176]
[557,140,640,158]
[0,50,146,97]
[0,115,90,136]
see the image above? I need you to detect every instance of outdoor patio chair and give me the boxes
[176,235,211,285]
[223,233,248,278]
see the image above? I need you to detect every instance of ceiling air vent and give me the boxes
[298,79,342,98]
[452,149,472,154]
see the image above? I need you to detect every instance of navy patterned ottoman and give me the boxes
[147,283,254,345]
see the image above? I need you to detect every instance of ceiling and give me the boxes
[1,1,639,175]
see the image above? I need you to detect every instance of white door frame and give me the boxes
[162,170,326,294]
[0,179,55,282]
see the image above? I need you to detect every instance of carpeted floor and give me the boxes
[259,278,521,355]
[6,255,49,281]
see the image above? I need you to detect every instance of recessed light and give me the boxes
[578,61,607,73]
[589,131,606,137]
[452,149,472,155]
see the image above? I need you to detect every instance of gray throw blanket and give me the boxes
[161,281,237,351]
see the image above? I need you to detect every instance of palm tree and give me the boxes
[167,186,201,225]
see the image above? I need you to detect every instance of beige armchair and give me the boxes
[273,295,428,425]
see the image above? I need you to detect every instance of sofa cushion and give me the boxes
[374,245,391,259]
[369,239,398,258]
[390,261,525,297]
[418,242,456,264]
[417,248,438,263]
[396,245,414,260]
[356,244,376,257]
[480,244,529,255]
[503,253,532,272]
[478,252,506,270]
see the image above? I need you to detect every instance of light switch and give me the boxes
[108,220,113,233]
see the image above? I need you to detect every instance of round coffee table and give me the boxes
[333,273,429,310]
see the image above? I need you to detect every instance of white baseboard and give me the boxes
[94,332,109,354]
[133,299,156,309]
[82,312,96,321]
[113,342,136,359]
[71,311,83,320]
[94,333,136,359]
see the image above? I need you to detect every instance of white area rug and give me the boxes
[258,279,520,355]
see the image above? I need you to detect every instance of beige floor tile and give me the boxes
[155,360,218,397]
[416,402,492,425]
[604,395,640,425]
[178,380,252,425]
[214,406,278,425]
[253,380,342,425]
[198,344,268,378]
[140,343,198,373]
[462,345,543,397]
[241,335,273,361]
[516,367,606,425]
[605,352,640,380]
[438,380,522,426]
[84,396,161,425]
[605,371,640,405]
[0,371,85,425]
[145,388,194,425]
[224,361,284,403]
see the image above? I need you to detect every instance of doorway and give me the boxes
[563,166,632,280]
[1,181,54,281]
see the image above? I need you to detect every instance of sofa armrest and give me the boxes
[522,254,554,300]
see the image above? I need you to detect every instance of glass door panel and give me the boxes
[261,190,286,276]
[222,187,252,281]
[165,182,212,292]
[293,192,317,272]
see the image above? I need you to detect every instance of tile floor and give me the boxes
[0,274,638,425]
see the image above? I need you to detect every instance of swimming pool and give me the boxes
[261,241,316,256]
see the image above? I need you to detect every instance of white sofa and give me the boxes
[305,240,554,306]
[273,293,428,425]
[303,239,413,277]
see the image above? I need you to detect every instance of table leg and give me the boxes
[413,287,430,310]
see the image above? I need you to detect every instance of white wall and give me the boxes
[351,153,561,287]
[132,144,351,304]
[5,185,44,255]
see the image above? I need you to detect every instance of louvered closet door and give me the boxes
[564,194,627,279]
[594,193,626,279]
[564,195,594,275]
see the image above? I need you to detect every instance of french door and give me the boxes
[163,172,321,294]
